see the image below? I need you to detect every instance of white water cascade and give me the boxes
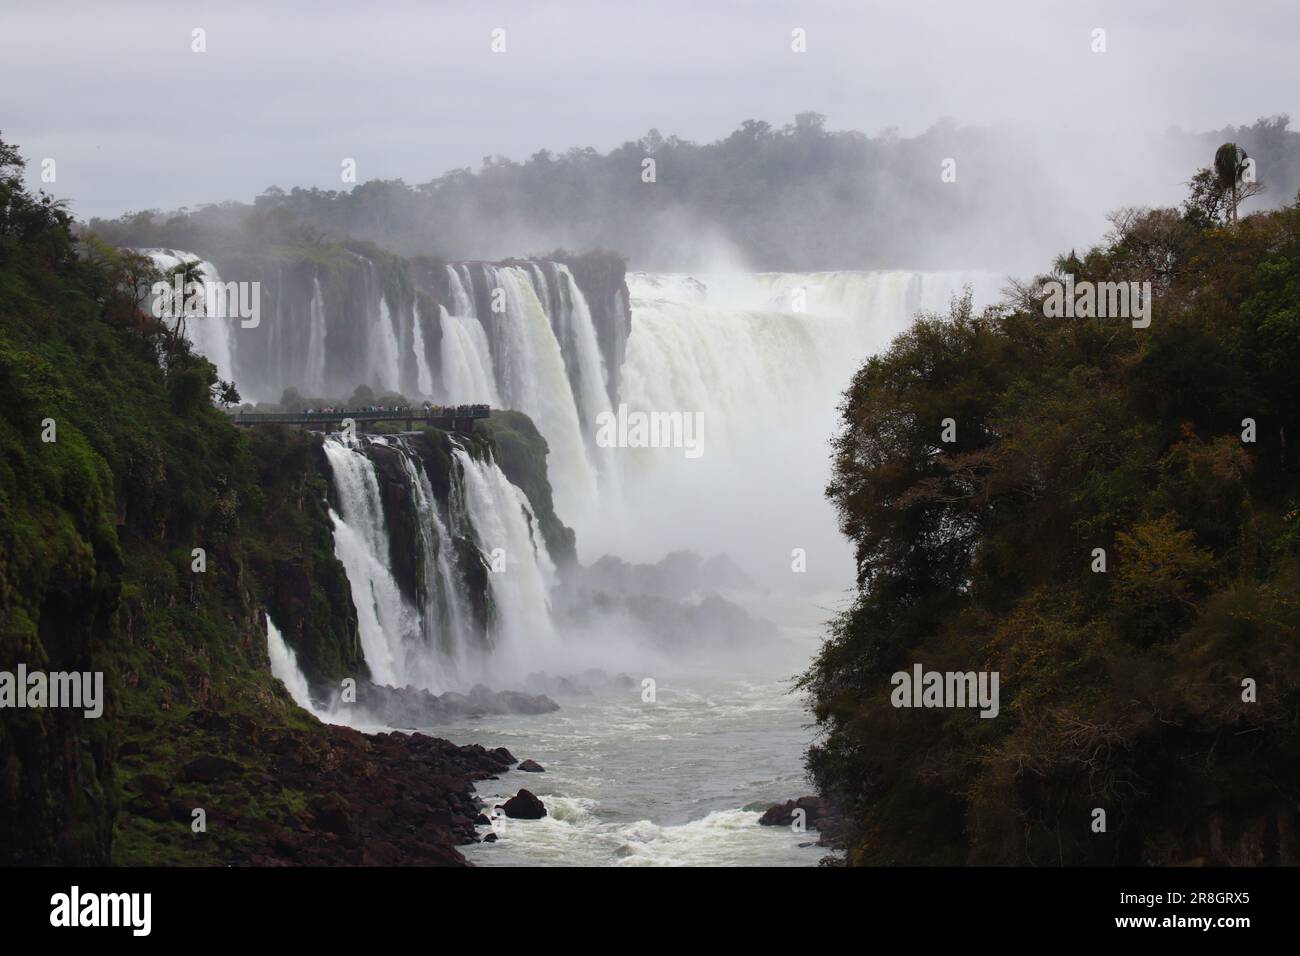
[304,276,328,397]
[322,437,412,688]
[395,437,478,685]
[589,269,1003,581]
[265,614,318,713]
[370,296,403,394]
[551,265,620,492]
[321,433,560,694]
[438,305,501,406]
[435,263,610,526]
[483,265,598,526]
[412,301,435,397]
[451,443,560,672]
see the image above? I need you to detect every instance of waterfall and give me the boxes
[305,276,328,397]
[322,437,412,687]
[321,432,560,693]
[438,305,501,406]
[412,301,434,397]
[451,443,560,672]
[447,264,475,316]
[369,295,403,394]
[552,265,618,484]
[478,264,598,528]
[393,436,479,686]
[143,245,1002,579]
[253,265,1008,693]
[437,261,613,529]
[588,269,1002,578]
[266,614,318,713]
[621,269,1002,455]
[140,248,236,383]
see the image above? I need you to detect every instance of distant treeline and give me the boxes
[87,115,1300,272]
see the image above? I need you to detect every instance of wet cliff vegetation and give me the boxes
[804,169,1300,864]
[0,138,559,864]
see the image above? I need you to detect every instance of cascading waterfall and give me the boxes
[620,269,1002,460]
[321,432,559,694]
[447,263,475,315]
[322,437,411,687]
[266,614,318,713]
[412,301,435,397]
[589,269,1003,577]
[622,269,1002,421]
[370,295,403,395]
[451,442,559,672]
[436,261,615,529]
[304,276,328,397]
[394,437,478,685]
[141,250,610,545]
[146,248,1002,581]
[150,248,1005,579]
[551,265,619,488]
[438,304,501,406]
[476,265,599,527]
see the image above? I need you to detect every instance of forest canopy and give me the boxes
[802,166,1300,865]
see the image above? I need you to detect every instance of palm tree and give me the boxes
[165,258,206,363]
[1213,143,1255,223]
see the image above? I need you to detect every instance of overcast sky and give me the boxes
[3,0,1298,221]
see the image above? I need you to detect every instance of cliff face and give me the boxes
[214,241,425,401]
[244,428,368,687]
[0,406,120,864]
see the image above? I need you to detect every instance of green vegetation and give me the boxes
[0,135,354,863]
[1,132,579,863]
[803,170,1300,865]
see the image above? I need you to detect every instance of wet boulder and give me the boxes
[500,789,547,819]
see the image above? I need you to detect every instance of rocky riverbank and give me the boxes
[758,795,848,849]
[116,708,525,866]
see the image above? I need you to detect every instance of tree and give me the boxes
[803,186,1300,865]
[161,258,207,365]
[1214,142,1264,223]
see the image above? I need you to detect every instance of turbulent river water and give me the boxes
[450,661,830,867]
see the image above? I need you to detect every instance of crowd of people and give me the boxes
[297,402,490,417]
